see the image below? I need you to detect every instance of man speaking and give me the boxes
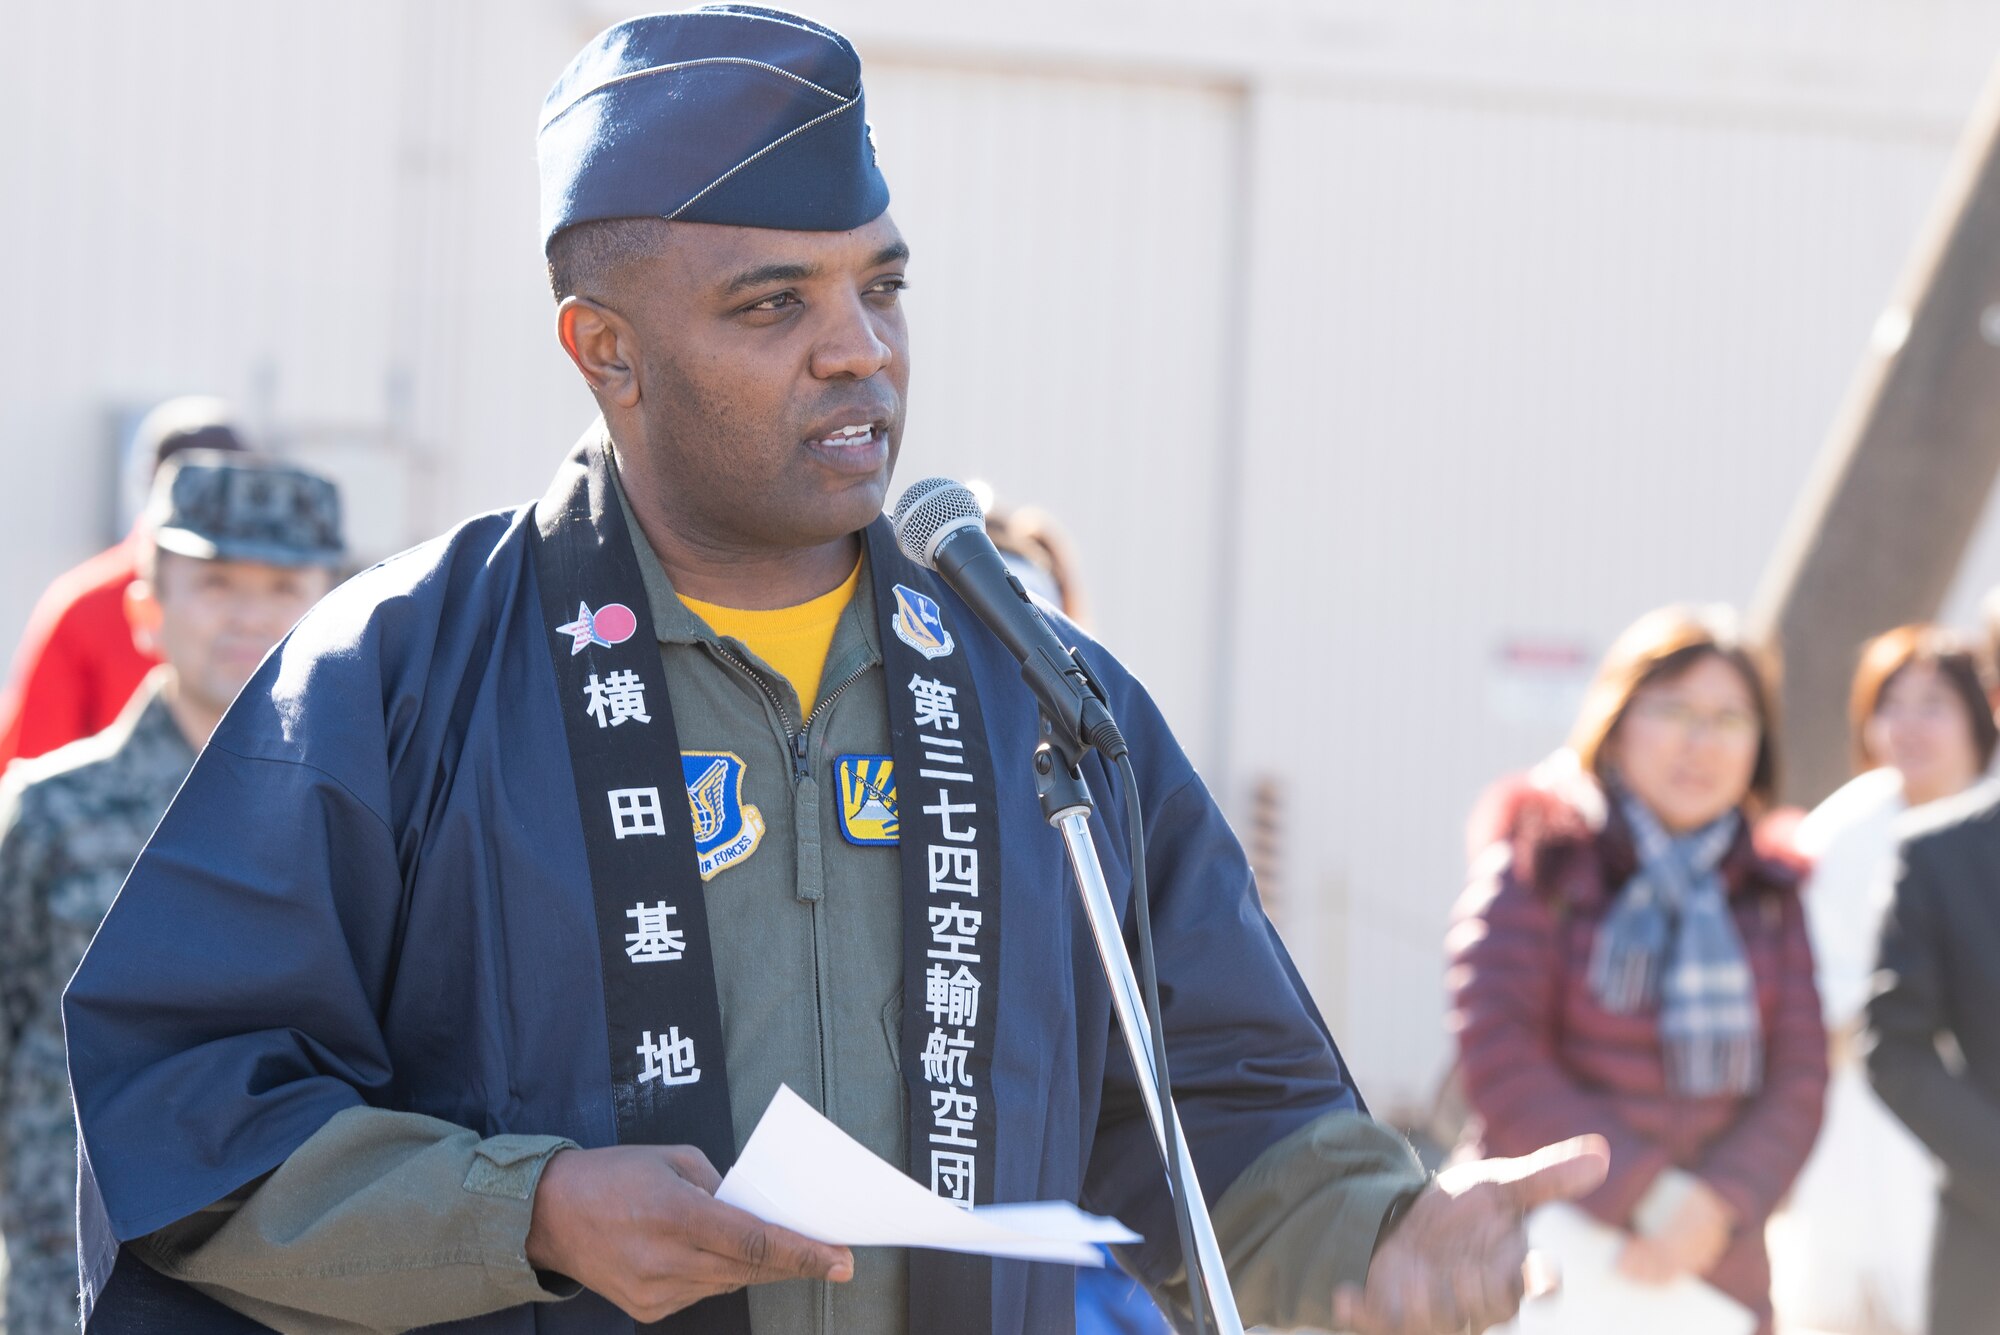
[65,8,1603,1333]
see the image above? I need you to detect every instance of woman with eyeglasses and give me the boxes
[1769,626,1993,1335]
[1448,606,1827,1334]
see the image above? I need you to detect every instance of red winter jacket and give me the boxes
[0,537,157,774]
[1447,768,1827,1328]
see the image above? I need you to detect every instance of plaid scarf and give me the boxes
[1588,792,1763,1097]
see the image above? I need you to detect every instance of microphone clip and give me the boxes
[1031,645,1126,824]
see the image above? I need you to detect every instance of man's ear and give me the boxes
[557,297,642,408]
[125,578,164,657]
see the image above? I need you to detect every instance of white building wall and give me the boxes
[0,0,608,618]
[859,63,1243,763]
[5,0,2000,1110]
[0,1,409,590]
[1229,84,1966,1102]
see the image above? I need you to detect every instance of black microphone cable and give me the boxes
[1115,748,1213,1335]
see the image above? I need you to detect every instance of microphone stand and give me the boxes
[1029,664,1245,1335]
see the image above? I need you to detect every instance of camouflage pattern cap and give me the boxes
[146,450,345,568]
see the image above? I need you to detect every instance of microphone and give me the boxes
[895,480,1228,1330]
[891,478,1125,761]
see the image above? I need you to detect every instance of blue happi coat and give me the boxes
[64,457,1363,1334]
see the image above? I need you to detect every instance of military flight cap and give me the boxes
[537,4,891,249]
[146,450,346,568]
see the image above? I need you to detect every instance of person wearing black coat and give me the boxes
[1864,783,2000,1335]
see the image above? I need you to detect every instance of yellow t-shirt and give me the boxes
[678,559,862,718]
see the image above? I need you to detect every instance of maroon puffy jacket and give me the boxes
[1447,769,1827,1329]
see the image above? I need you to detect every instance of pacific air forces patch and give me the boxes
[682,751,765,879]
[890,584,954,660]
[836,754,898,846]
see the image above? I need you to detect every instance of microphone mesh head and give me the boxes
[892,477,984,569]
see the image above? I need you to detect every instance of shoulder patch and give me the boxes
[890,584,954,660]
[836,754,899,845]
[682,751,766,879]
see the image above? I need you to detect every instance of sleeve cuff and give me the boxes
[466,1135,583,1304]
[134,1129,586,1330]
[1154,1110,1430,1331]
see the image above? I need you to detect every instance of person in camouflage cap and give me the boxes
[0,452,343,1332]
[0,397,256,773]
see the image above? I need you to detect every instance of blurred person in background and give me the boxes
[0,452,342,1333]
[978,488,1091,626]
[1770,625,1992,1335]
[0,397,251,775]
[1861,600,2000,1335]
[1449,605,1827,1335]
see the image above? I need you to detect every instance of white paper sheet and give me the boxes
[1506,1203,1757,1335]
[715,1085,1140,1267]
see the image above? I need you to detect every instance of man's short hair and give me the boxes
[547,217,674,303]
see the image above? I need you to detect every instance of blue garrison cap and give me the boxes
[538,5,891,250]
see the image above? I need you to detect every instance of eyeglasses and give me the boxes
[1874,695,1968,725]
[1627,696,1760,743]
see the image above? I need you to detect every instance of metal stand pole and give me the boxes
[1036,755,1244,1335]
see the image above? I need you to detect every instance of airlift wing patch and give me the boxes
[836,754,899,846]
[890,584,954,660]
[682,751,765,879]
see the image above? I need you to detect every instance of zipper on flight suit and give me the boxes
[706,643,877,1335]
[812,661,874,738]
[709,644,872,773]
[711,644,800,745]
[707,645,877,1136]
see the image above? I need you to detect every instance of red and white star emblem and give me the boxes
[555,600,638,655]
